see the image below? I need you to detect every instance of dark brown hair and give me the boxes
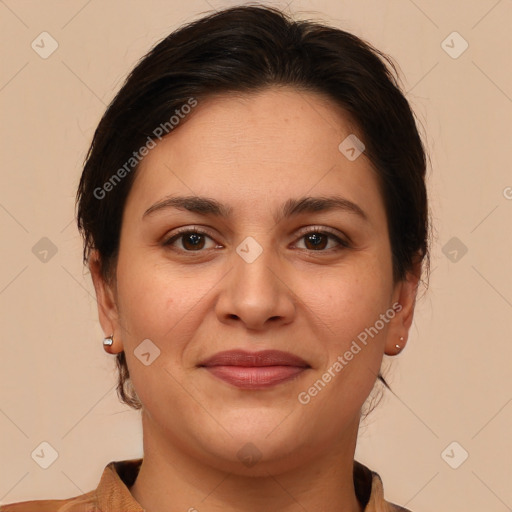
[76,5,430,410]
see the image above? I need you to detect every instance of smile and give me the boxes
[198,349,310,389]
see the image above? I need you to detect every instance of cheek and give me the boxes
[298,255,393,344]
[114,261,202,409]
[116,249,204,331]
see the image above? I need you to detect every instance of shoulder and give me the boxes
[370,472,414,512]
[388,506,413,512]
[1,490,98,512]
[1,458,143,512]
[354,460,414,512]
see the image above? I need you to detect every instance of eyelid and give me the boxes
[292,226,351,250]
[162,226,221,247]
[294,225,349,242]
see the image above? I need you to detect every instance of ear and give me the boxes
[384,257,422,356]
[89,249,123,354]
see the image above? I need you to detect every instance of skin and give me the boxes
[90,86,420,512]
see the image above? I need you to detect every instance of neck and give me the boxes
[130,411,363,512]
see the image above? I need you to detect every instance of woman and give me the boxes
[3,5,429,511]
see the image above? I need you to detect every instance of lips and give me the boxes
[198,350,310,389]
[199,349,310,368]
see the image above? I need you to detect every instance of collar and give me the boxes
[94,458,408,512]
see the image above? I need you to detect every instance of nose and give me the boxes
[215,239,296,331]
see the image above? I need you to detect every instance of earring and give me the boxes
[395,336,404,352]
[103,334,114,351]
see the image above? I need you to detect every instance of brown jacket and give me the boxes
[1,459,412,511]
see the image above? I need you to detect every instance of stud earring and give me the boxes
[103,334,114,350]
[395,336,404,352]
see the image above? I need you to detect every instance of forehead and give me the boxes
[125,86,385,226]
[159,86,361,163]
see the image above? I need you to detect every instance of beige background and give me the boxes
[1,0,511,510]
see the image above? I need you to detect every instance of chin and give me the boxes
[195,423,317,476]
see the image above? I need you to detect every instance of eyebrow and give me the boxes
[142,195,368,223]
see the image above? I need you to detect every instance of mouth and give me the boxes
[198,349,311,390]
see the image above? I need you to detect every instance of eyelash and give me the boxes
[162,226,350,253]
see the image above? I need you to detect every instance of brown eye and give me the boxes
[303,232,329,250]
[295,229,349,251]
[163,229,218,251]
[181,233,206,250]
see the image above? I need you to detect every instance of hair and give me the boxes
[76,4,430,411]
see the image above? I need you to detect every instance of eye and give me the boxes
[294,227,350,251]
[162,226,350,253]
[163,228,220,251]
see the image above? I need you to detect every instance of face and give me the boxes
[92,87,418,475]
